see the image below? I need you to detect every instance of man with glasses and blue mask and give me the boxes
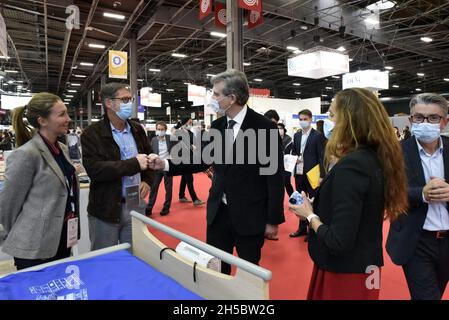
[387,93,449,300]
[81,83,154,250]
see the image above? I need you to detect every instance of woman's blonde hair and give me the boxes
[12,92,61,147]
[325,88,408,221]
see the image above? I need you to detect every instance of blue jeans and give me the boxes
[88,205,133,251]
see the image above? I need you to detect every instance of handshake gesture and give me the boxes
[423,177,449,203]
[135,154,166,171]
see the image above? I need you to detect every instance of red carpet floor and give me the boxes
[147,173,449,300]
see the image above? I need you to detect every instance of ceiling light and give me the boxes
[103,12,125,20]
[0,56,9,59]
[67,90,77,93]
[137,79,144,82]
[385,66,393,70]
[7,80,14,84]
[96,103,102,106]
[300,25,308,30]
[4,70,18,73]
[420,37,433,43]
[243,62,251,66]
[166,89,174,92]
[415,88,422,92]
[80,62,94,67]
[88,43,106,49]
[254,78,263,82]
[172,53,187,58]
[210,31,227,38]
[444,78,449,82]
[180,107,185,109]
[417,73,425,77]
[321,94,328,97]
[206,74,216,77]
[349,58,354,62]
[286,46,299,51]
[71,83,81,87]
[293,50,302,55]
[65,95,74,98]
[74,74,86,78]
[295,91,301,94]
[149,68,161,72]
[325,87,332,90]
[332,75,341,79]
[380,97,393,101]
[293,83,301,86]
[392,84,399,88]
[366,1,396,10]
[336,46,346,52]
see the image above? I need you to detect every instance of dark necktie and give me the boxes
[227,119,237,130]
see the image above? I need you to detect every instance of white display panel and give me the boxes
[1,94,33,110]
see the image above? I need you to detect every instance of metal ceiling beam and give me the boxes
[6,34,29,83]
[60,0,100,94]
[44,0,49,90]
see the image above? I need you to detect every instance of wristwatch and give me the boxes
[307,213,320,224]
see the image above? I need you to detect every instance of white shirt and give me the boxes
[222,106,248,204]
[158,137,170,160]
[416,137,449,231]
[300,127,311,155]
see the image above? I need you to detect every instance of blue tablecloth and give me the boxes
[0,250,203,300]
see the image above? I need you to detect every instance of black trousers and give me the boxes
[147,171,172,210]
[179,174,199,201]
[206,203,265,275]
[14,223,71,271]
[283,171,294,197]
[403,231,449,300]
[294,174,317,232]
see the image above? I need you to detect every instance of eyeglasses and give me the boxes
[410,114,443,124]
[111,97,134,104]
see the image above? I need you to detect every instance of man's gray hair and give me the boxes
[410,93,448,117]
[100,82,130,108]
[210,69,249,106]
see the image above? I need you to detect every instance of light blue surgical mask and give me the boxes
[411,122,441,144]
[299,120,311,130]
[323,119,335,139]
[209,96,232,114]
[116,102,133,121]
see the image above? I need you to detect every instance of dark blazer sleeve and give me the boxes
[316,133,326,178]
[315,156,370,256]
[266,123,286,225]
[292,132,299,156]
[81,128,141,182]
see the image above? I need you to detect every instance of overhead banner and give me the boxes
[0,13,7,58]
[215,2,226,29]
[239,0,262,13]
[249,88,270,97]
[140,87,161,108]
[248,10,264,29]
[108,50,128,79]
[199,0,212,20]
[342,70,389,91]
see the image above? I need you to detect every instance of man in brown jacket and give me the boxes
[81,83,154,250]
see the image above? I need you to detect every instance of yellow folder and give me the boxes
[306,164,321,189]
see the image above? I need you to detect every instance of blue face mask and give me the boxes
[323,119,335,139]
[116,102,133,121]
[209,96,232,114]
[411,122,441,144]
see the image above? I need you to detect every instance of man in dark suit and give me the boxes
[145,121,176,216]
[290,109,325,238]
[387,93,449,300]
[148,69,285,275]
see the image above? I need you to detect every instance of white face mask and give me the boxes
[156,130,166,137]
[299,120,311,130]
[208,96,232,114]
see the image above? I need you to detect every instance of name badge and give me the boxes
[67,217,78,248]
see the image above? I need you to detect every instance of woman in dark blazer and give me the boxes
[289,88,408,300]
